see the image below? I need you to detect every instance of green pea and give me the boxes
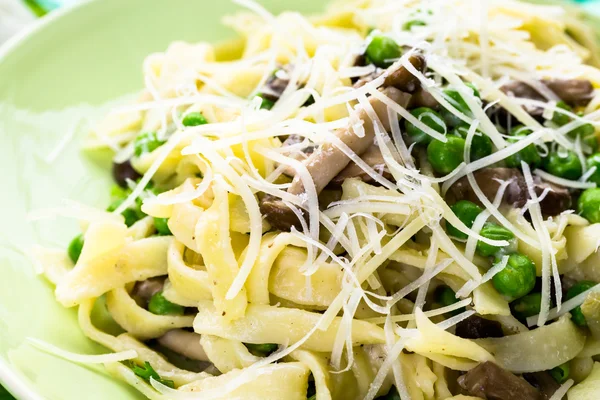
[452,125,493,161]
[586,153,600,185]
[510,292,542,320]
[405,107,447,144]
[134,132,166,157]
[568,123,598,152]
[154,218,172,236]
[427,136,465,174]
[67,234,84,264]
[365,35,402,68]
[587,134,599,153]
[510,125,533,136]
[504,127,541,169]
[551,101,572,126]
[492,253,537,299]
[476,223,515,257]
[441,83,480,127]
[106,184,150,227]
[110,184,130,200]
[307,396,316,400]
[435,285,459,307]
[403,20,426,30]
[566,280,597,326]
[107,198,144,227]
[257,94,275,110]
[549,363,570,384]
[543,149,583,180]
[578,188,600,224]
[244,343,279,357]
[182,112,208,127]
[148,292,185,316]
[446,200,483,240]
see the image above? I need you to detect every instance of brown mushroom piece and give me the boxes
[454,315,504,339]
[493,79,595,128]
[278,134,317,178]
[261,56,429,231]
[131,277,164,308]
[157,330,209,362]
[523,372,561,400]
[446,168,572,217]
[543,79,594,107]
[260,65,292,103]
[458,361,542,400]
[353,67,384,89]
[383,54,427,93]
[499,81,547,118]
[112,159,141,188]
[354,54,427,93]
[261,86,412,231]
[409,86,439,109]
[329,144,392,187]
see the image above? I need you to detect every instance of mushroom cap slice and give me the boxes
[446,167,572,217]
[260,87,412,232]
[157,329,209,362]
[458,361,542,400]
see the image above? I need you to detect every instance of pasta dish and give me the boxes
[32,0,600,398]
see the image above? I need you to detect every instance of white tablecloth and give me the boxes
[0,0,35,44]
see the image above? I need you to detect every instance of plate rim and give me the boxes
[0,0,93,66]
[1,0,598,398]
[0,1,95,397]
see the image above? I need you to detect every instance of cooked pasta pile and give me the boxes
[34,0,600,399]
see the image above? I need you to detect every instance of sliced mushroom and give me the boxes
[131,277,164,307]
[157,330,209,362]
[455,315,504,339]
[446,167,572,217]
[533,178,572,216]
[458,361,542,400]
[523,372,561,400]
[329,144,392,187]
[409,86,439,109]
[281,134,317,154]
[501,79,595,108]
[112,159,141,188]
[289,87,411,195]
[261,87,412,231]
[384,54,427,93]
[260,56,429,231]
[353,68,384,89]
[496,79,594,127]
[260,65,292,102]
[543,79,594,107]
[354,54,427,93]
[500,81,547,118]
[278,134,317,177]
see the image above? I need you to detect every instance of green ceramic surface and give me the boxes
[0,0,326,399]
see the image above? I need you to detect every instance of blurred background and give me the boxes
[0,0,599,39]
[1,0,598,45]
[0,0,75,44]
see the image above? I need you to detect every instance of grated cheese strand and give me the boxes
[27,338,137,364]
[522,162,561,326]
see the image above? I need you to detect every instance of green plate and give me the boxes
[0,0,326,398]
[2,0,600,399]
